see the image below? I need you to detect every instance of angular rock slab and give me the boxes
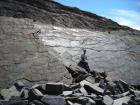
[103,95,114,105]
[0,100,28,105]
[113,96,130,105]
[41,95,66,105]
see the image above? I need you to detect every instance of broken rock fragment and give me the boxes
[14,81,25,91]
[41,95,66,105]
[28,89,43,100]
[29,100,44,105]
[43,83,64,95]
[84,82,104,95]
[1,86,21,100]
[113,96,130,105]
[103,95,114,105]
[0,100,28,105]
[79,87,88,96]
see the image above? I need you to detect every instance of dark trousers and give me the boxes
[78,61,91,73]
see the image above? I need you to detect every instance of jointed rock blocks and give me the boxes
[0,66,140,105]
[0,16,140,87]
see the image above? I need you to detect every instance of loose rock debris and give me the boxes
[0,65,140,105]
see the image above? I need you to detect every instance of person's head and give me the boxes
[83,49,86,54]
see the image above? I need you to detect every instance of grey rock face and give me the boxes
[0,69,140,105]
[0,16,139,87]
[0,17,72,88]
[0,0,139,86]
[34,23,140,85]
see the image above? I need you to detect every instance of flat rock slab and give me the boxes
[113,96,130,105]
[41,95,66,105]
[80,80,104,95]
[0,100,28,105]
[44,83,64,95]
[103,95,114,105]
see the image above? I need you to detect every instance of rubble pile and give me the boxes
[0,65,140,105]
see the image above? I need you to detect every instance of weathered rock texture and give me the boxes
[34,23,140,85]
[0,17,72,88]
[0,0,140,87]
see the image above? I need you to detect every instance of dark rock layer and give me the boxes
[0,0,131,31]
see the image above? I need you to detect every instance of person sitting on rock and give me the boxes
[78,49,91,73]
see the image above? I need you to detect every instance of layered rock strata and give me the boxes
[0,0,128,30]
[34,23,140,85]
[0,17,72,88]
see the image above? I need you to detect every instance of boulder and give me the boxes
[115,80,129,93]
[104,82,117,95]
[80,80,91,87]
[112,91,130,99]
[31,84,46,94]
[85,76,95,84]
[113,96,131,105]
[14,81,25,91]
[74,74,89,83]
[28,89,43,100]
[20,88,29,99]
[1,86,21,100]
[71,93,83,97]
[0,100,28,105]
[94,97,104,105]
[63,91,73,96]
[69,65,88,74]
[66,97,96,105]
[103,95,114,105]
[118,80,129,92]
[83,81,104,95]
[41,95,66,105]
[43,83,64,95]
[67,101,81,105]
[69,84,80,90]
[79,87,88,96]
[78,97,96,105]
[130,89,140,97]
[29,100,44,105]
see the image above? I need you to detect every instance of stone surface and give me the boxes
[113,96,130,105]
[0,100,28,105]
[103,95,114,105]
[14,81,25,91]
[80,80,104,95]
[34,23,140,85]
[0,17,72,88]
[0,76,140,105]
[0,0,140,104]
[28,89,43,100]
[41,95,66,105]
[1,86,21,100]
[0,0,140,87]
[84,83,104,95]
[43,83,64,95]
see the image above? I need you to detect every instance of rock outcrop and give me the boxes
[34,23,140,85]
[0,0,130,31]
[0,17,72,88]
[0,67,140,105]
[0,0,140,87]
